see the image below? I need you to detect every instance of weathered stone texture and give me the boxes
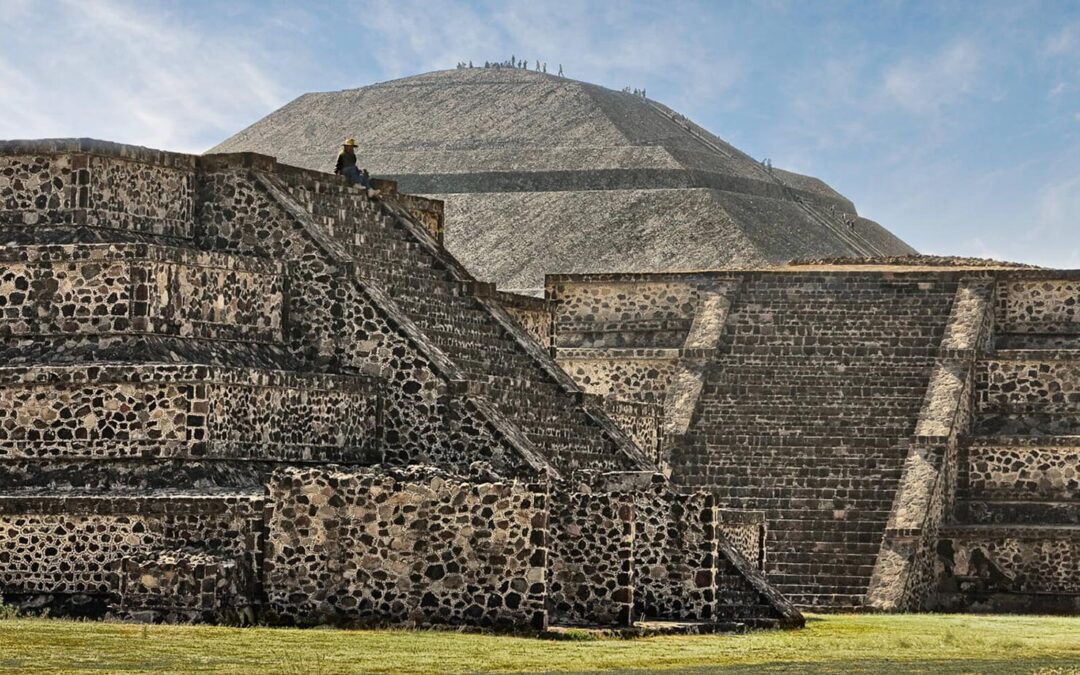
[264,465,549,629]
[498,291,553,348]
[559,352,678,403]
[0,493,263,603]
[551,271,962,609]
[550,268,1080,614]
[0,139,795,630]
[1,145,194,235]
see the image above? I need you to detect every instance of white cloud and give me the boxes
[1046,24,1077,55]
[0,0,291,152]
[351,0,743,111]
[1038,174,1080,228]
[882,40,981,116]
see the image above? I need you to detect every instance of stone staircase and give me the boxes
[671,273,959,608]
[274,173,647,473]
[0,140,798,629]
[939,299,1080,612]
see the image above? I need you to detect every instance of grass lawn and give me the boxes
[0,613,1078,674]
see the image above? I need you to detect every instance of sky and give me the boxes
[1,0,1079,267]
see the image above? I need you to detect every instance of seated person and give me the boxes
[334,138,378,196]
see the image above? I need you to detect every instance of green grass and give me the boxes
[0,614,1078,674]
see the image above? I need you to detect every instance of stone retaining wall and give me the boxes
[0,140,195,236]
[547,487,635,626]
[0,243,281,343]
[263,465,549,629]
[0,365,379,471]
[0,492,263,612]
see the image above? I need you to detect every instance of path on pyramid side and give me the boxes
[671,273,959,609]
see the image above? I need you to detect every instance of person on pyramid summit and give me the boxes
[334,138,379,198]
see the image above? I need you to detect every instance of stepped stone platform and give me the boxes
[212,68,915,294]
[544,266,1080,613]
[0,138,800,631]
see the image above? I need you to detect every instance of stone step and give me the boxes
[768,572,875,589]
[721,345,941,358]
[736,287,956,297]
[702,394,925,409]
[780,592,867,609]
[708,358,936,369]
[687,451,907,466]
[678,433,907,449]
[728,317,950,329]
[691,416,916,432]
[700,395,921,409]
[731,304,953,317]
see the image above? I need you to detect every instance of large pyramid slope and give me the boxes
[213,68,916,292]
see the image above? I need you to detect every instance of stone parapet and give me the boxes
[1,139,195,237]
[0,364,381,488]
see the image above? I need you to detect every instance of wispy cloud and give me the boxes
[1046,24,1077,55]
[352,0,744,113]
[882,40,982,116]
[0,0,291,152]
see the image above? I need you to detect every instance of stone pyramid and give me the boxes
[212,68,916,293]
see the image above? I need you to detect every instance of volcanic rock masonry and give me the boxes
[0,139,798,630]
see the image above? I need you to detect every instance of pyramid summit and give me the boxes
[212,68,916,293]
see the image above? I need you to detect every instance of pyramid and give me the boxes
[212,68,916,293]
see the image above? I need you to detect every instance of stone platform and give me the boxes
[0,138,799,630]
[545,266,1080,614]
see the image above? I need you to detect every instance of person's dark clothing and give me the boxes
[335,149,371,188]
[335,149,357,174]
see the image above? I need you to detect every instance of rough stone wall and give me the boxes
[0,365,380,488]
[599,398,663,463]
[937,528,1080,610]
[717,510,766,570]
[0,243,281,344]
[549,279,706,325]
[1,144,195,236]
[978,358,1080,425]
[965,444,1080,501]
[630,483,717,621]
[997,278,1080,332]
[559,351,678,403]
[546,486,635,626]
[117,548,255,623]
[0,493,263,602]
[263,465,548,629]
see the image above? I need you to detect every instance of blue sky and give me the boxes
[2,0,1078,267]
